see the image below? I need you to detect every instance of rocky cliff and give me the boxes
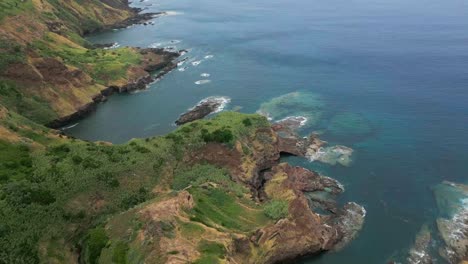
[0,0,179,126]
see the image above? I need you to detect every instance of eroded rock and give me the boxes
[175,96,230,125]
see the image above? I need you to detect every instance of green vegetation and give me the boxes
[0,39,26,72]
[0,140,32,183]
[194,240,226,264]
[83,227,109,264]
[179,221,205,237]
[0,80,58,124]
[188,186,269,232]
[264,199,289,220]
[30,37,141,85]
[201,127,234,144]
[0,0,34,21]
[242,118,253,126]
[0,111,274,263]
[112,241,129,264]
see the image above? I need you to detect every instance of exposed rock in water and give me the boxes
[175,96,230,125]
[307,145,354,166]
[92,43,116,49]
[407,225,433,264]
[272,119,354,166]
[434,181,468,263]
[275,116,308,131]
[331,202,366,251]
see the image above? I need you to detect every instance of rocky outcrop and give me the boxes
[232,163,364,263]
[108,11,164,30]
[272,117,354,166]
[175,96,231,125]
[185,118,364,263]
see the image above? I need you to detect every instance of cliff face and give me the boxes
[0,111,364,264]
[0,0,177,126]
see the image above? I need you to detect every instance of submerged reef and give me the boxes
[257,91,325,127]
[433,181,468,263]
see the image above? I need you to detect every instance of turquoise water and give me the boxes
[67,0,468,262]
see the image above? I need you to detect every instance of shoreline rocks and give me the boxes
[175,96,231,125]
[86,10,165,34]
[272,117,354,166]
[434,181,468,264]
[407,225,433,264]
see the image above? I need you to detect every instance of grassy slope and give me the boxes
[0,0,146,124]
[0,110,277,264]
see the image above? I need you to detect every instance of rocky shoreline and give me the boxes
[47,48,180,129]
[109,10,164,30]
[179,113,366,263]
[44,3,182,129]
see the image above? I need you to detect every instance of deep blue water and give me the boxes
[67,0,468,262]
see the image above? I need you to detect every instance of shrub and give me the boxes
[84,227,109,264]
[120,187,150,209]
[1,182,55,206]
[197,240,226,256]
[264,199,289,220]
[97,172,119,188]
[112,241,129,264]
[193,240,226,263]
[242,118,252,127]
[201,128,233,144]
[71,155,83,164]
[82,157,102,169]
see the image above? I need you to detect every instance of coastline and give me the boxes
[46,6,182,129]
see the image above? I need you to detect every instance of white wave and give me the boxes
[164,11,183,16]
[195,80,211,85]
[178,67,187,72]
[104,42,120,50]
[277,116,308,127]
[204,54,214,59]
[193,96,231,113]
[256,110,273,121]
[149,42,162,48]
[61,123,79,130]
[170,40,181,44]
[164,45,177,51]
[192,60,202,66]
[200,73,210,77]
